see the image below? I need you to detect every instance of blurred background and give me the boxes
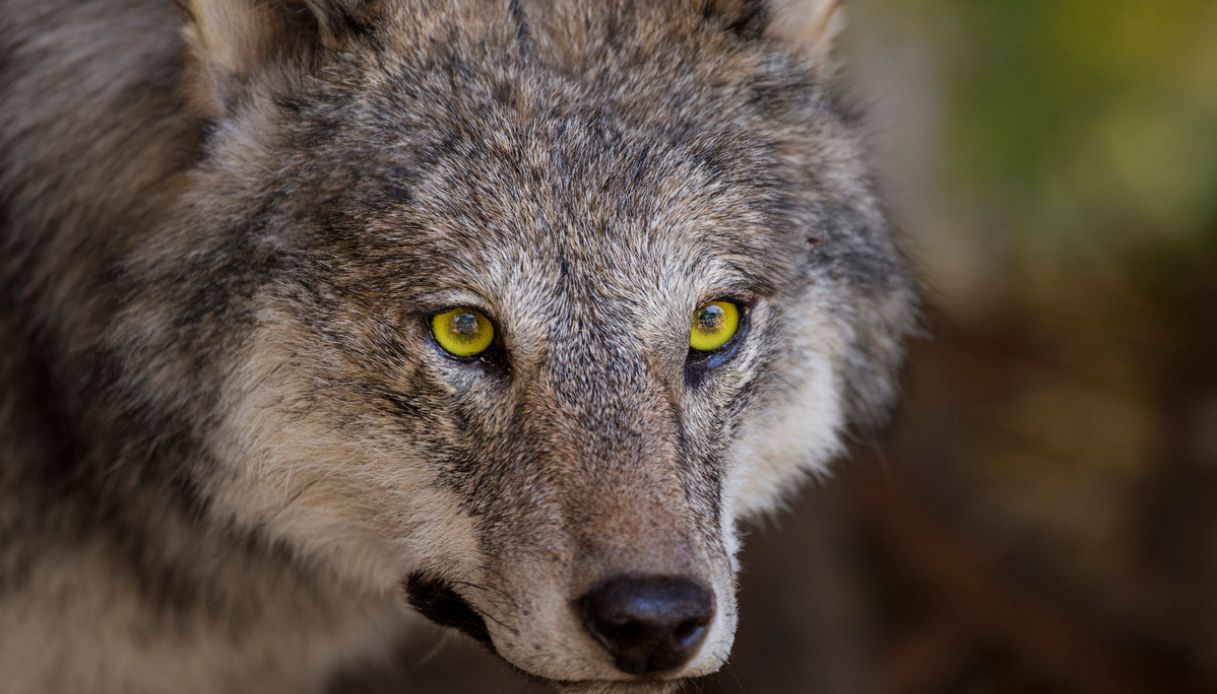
[336,1,1217,691]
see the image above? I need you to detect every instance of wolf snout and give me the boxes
[577,574,715,676]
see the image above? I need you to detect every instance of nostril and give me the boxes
[674,619,705,645]
[616,621,645,640]
[578,574,715,676]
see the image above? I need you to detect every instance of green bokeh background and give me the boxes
[884,0,1217,270]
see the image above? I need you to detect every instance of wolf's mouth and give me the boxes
[404,573,493,649]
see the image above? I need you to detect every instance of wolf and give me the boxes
[0,0,917,691]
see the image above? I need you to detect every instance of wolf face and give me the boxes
[3,0,914,689]
[176,0,915,685]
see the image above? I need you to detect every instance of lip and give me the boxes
[403,574,706,687]
[403,573,493,648]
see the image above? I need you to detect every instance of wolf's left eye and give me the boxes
[431,307,495,357]
[689,300,741,352]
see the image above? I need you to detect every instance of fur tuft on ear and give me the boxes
[767,0,844,58]
[177,0,373,114]
[702,0,845,60]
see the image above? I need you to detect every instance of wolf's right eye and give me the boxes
[685,299,748,381]
[431,307,495,358]
[689,300,741,352]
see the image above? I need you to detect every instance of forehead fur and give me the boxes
[190,0,913,431]
[217,0,849,295]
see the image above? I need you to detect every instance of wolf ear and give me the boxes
[706,0,844,59]
[177,0,372,114]
[767,0,844,58]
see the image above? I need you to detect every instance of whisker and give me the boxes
[449,578,521,610]
[413,629,451,668]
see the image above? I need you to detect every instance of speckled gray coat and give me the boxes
[0,1,916,691]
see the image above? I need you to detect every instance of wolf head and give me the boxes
[147,0,915,686]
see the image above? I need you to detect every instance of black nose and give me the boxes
[578,574,714,675]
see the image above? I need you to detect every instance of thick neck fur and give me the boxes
[0,361,384,694]
[0,270,396,694]
[0,1,396,690]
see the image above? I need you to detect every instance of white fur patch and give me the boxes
[719,299,847,560]
[207,308,484,596]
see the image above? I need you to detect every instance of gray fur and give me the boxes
[0,0,917,691]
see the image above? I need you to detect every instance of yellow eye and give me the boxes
[431,307,495,357]
[689,300,741,352]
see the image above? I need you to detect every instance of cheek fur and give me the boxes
[718,304,849,553]
[206,314,483,593]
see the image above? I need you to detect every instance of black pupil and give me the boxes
[698,305,724,332]
[451,312,480,339]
